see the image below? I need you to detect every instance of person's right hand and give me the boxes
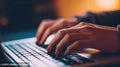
[36,18,78,45]
[47,22,120,56]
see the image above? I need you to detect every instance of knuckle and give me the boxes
[46,28,52,33]
[41,20,47,24]
[41,20,51,25]
[41,22,47,27]
[58,18,66,22]
[80,22,88,25]
[58,29,67,35]
[83,25,92,29]
[65,33,72,40]
[41,20,46,22]
[58,19,66,26]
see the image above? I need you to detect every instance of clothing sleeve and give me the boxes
[75,10,120,27]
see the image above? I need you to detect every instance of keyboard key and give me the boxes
[18,44,36,54]
[28,42,47,53]
[11,45,28,53]
[5,45,26,64]
[7,45,20,55]
[24,44,48,57]
[23,53,32,57]
[17,54,29,63]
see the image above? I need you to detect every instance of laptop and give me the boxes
[1,29,120,67]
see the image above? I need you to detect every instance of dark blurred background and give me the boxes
[0,0,120,33]
[0,0,57,33]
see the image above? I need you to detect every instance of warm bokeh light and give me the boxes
[55,0,120,18]
[96,0,119,10]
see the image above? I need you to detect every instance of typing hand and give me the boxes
[47,22,120,56]
[36,18,78,45]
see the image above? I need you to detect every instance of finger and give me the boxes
[47,28,80,52]
[39,19,70,45]
[46,29,68,52]
[55,33,90,56]
[64,40,92,56]
[36,24,47,43]
[39,26,54,44]
[36,20,54,44]
[39,22,65,44]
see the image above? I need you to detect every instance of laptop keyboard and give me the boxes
[2,38,93,67]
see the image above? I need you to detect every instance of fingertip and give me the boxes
[46,46,51,52]
[64,51,68,56]
[36,36,41,44]
[35,41,39,45]
[36,34,40,40]
[39,36,47,45]
[35,40,43,45]
[64,49,71,56]
[36,38,39,43]
[35,39,40,45]
[55,51,59,57]
[39,41,43,45]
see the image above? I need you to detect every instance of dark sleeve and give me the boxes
[75,10,120,27]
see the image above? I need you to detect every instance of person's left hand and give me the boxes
[47,22,120,56]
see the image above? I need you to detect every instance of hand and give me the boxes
[36,18,78,45]
[47,22,120,56]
